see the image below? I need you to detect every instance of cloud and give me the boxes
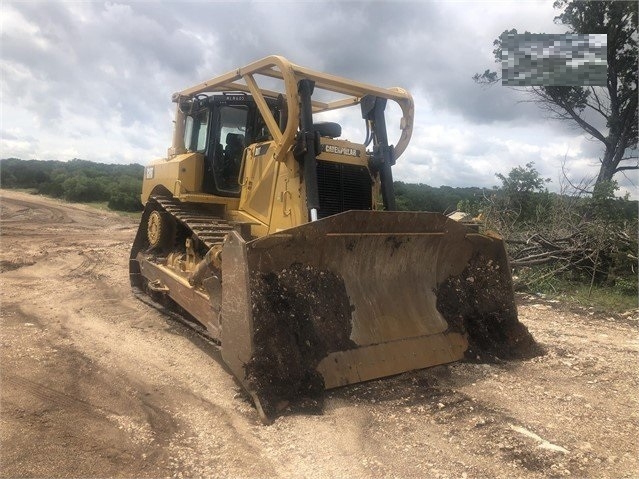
[0,0,634,198]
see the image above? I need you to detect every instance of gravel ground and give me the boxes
[1,189,637,478]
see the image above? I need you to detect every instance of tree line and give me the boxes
[394,182,487,213]
[1,157,494,214]
[0,158,144,211]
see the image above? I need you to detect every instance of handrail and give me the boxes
[237,147,249,187]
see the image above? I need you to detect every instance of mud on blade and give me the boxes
[220,211,537,420]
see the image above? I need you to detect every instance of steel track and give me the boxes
[150,194,235,250]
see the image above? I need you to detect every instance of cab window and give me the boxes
[184,110,209,152]
[213,105,248,193]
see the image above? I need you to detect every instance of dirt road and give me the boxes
[1,189,637,478]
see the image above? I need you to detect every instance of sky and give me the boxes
[1,0,636,197]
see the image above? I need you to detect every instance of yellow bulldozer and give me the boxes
[130,56,536,422]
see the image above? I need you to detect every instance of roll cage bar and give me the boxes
[169,55,414,164]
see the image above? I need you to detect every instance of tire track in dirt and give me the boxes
[0,197,71,224]
[2,374,121,416]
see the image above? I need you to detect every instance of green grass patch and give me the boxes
[83,201,142,219]
[520,271,638,314]
[7,188,38,194]
[558,283,638,314]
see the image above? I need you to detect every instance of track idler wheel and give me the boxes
[147,210,174,250]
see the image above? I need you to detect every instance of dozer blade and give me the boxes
[219,211,537,421]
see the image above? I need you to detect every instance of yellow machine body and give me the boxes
[130,56,535,422]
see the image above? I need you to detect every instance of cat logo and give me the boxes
[321,144,361,157]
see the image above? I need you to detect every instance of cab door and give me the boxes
[203,103,249,197]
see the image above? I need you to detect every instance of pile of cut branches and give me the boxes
[505,222,637,288]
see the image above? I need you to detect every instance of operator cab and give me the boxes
[181,93,281,197]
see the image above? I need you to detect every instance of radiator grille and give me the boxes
[316,160,373,219]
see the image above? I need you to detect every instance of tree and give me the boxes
[496,162,551,196]
[474,1,638,191]
[492,162,551,224]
